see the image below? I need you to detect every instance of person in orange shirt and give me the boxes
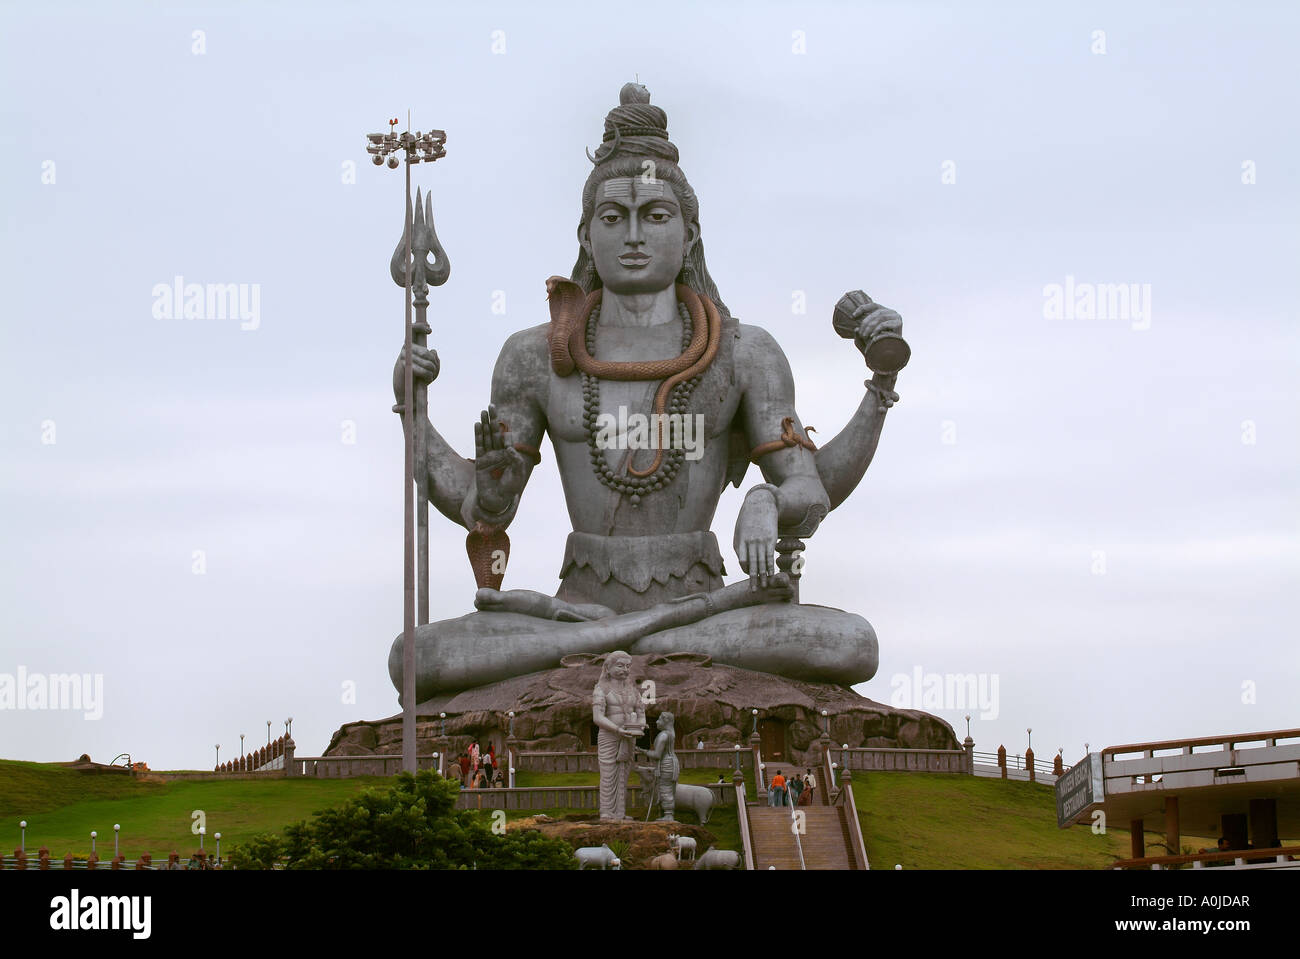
[769,769,787,806]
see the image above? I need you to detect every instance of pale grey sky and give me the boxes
[2,0,1297,770]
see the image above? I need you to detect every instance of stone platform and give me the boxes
[326,652,957,767]
[511,815,716,869]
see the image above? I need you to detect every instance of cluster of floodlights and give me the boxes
[366,119,447,167]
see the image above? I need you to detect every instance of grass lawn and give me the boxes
[4,758,1209,868]
[851,771,1184,869]
[0,760,389,859]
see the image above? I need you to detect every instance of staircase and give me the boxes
[747,805,861,869]
[736,745,870,870]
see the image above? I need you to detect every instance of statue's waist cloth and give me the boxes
[556,530,728,614]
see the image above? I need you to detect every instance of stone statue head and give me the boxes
[598,650,633,687]
[571,83,731,318]
[656,711,674,732]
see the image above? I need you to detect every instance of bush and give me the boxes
[228,770,576,870]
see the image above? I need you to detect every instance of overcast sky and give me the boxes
[2,0,1296,772]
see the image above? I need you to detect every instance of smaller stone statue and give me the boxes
[637,711,681,821]
[592,651,645,821]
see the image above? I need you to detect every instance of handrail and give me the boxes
[834,774,870,870]
[1111,845,1300,870]
[734,777,755,871]
[1101,728,1300,758]
[789,803,807,871]
[821,744,837,805]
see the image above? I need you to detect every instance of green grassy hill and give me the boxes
[850,772,1128,869]
[0,759,1164,867]
[0,760,388,859]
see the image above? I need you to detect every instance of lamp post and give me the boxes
[267,720,271,745]
[288,717,293,738]
[214,832,221,865]
[19,820,26,854]
[240,733,245,758]
[442,711,449,737]
[964,715,971,738]
[751,708,758,737]
[733,744,741,773]
[820,708,829,736]
[199,826,205,851]
[214,744,220,768]
[367,116,449,776]
[1027,727,1032,750]
[113,824,120,858]
[90,830,97,855]
[505,711,513,738]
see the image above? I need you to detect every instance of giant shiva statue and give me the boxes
[389,84,907,703]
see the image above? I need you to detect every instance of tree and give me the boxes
[228,771,575,870]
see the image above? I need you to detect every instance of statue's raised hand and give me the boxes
[474,404,527,514]
[832,291,907,374]
[392,344,440,404]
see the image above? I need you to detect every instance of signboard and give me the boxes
[1056,752,1104,828]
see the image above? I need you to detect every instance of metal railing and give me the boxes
[734,777,755,871]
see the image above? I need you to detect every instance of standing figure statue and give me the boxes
[389,82,906,703]
[592,651,645,821]
[638,711,681,822]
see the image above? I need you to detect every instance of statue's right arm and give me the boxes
[393,344,475,526]
[457,325,550,531]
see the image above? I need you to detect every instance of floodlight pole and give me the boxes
[367,116,448,774]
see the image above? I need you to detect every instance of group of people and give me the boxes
[453,740,503,789]
[766,768,816,807]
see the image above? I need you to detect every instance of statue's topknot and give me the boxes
[588,82,676,165]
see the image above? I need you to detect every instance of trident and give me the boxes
[366,116,449,774]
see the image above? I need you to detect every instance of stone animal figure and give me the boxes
[648,851,679,870]
[636,769,715,825]
[694,847,741,870]
[668,833,696,861]
[574,844,622,870]
[674,783,714,824]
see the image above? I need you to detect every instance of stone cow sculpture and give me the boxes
[674,783,714,825]
[694,847,742,870]
[574,844,622,870]
[635,768,714,824]
[668,833,696,861]
[648,851,679,870]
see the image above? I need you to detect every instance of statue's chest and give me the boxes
[546,321,740,443]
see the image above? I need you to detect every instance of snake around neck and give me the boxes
[546,279,724,505]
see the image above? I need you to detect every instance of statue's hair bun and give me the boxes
[592,82,677,164]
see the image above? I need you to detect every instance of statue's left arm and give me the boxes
[733,325,831,584]
[813,299,903,509]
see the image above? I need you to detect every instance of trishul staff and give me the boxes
[366,117,448,773]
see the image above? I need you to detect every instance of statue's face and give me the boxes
[583,178,697,295]
[609,656,630,680]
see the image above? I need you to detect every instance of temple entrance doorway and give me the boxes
[759,718,786,762]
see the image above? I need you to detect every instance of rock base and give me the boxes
[326,652,958,767]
